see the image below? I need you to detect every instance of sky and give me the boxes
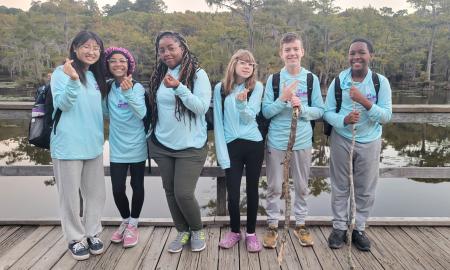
[0,0,413,13]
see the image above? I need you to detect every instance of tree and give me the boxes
[407,0,450,81]
[206,0,264,50]
[132,0,167,13]
[104,0,133,16]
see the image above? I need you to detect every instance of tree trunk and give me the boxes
[426,25,436,82]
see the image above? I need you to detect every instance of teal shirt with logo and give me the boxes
[50,66,104,160]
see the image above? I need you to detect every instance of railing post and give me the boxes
[216,176,227,216]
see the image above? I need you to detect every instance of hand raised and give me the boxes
[120,74,133,91]
[236,88,250,102]
[349,86,366,104]
[280,80,298,102]
[163,73,180,89]
[63,58,78,80]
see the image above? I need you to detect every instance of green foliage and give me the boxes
[1,0,450,86]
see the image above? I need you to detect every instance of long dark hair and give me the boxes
[148,31,199,128]
[69,30,107,98]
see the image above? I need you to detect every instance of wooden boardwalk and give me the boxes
[0,225,449,269]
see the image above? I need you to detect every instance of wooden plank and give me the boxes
[177,235,200,270]
[2,165,449,179]
[0,226,21,245]
[197,226,220,270]
[9,227,62,270]
[391,112,450,123]
[0,226,53,269]
[155,228,182,270]
[363,227,406,270]
[113,226,155,270]
[255,227,280,270]
[386,227,446,270]
[308,226,343,269]
[238,226,260,270]
[137,227,171,269]
[218,227,239,270]
[289,227,322,270]
[318,226,363,270]
[0,226,37,258]
[417,227,450,256]
[29,235,67,270]
[435,227,450,241]
[366,227,425,270]
[401,227,450,269]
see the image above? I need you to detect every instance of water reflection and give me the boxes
[0,119,449,218]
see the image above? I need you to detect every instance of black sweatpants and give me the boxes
[225,139,264,234]
[110,161,145,219]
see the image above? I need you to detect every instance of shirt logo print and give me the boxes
[118,100,129,109]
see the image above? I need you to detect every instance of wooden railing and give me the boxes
[0,103,449,216]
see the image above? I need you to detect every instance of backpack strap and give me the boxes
[220,83,226,116]
[306,73,313,106]
[272,72,280,100]
[372,72,380,103]
[334,77,342,113]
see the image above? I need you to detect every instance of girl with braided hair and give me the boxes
[147,31,211,253]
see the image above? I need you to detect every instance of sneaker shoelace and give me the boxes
[124,227,136,239]
[192,231,205,241]
[175,232,190,244]
[72,241,87,253]
[90,237,101,245]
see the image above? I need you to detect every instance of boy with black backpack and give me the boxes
[324,38,392,252]
[262,32,324,248]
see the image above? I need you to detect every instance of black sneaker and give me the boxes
[328,229,347,249]
[68,240,90,260]
[87,236,104,255]
[352,230,371,251]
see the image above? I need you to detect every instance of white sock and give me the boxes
[246,232,255,237]
[129,217,139,227]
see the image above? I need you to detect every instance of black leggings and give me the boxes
[110,161,145,219]
[225,139,264,234]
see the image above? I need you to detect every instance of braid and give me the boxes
[149,31,199,128]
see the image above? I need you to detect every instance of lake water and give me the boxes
[0,88,449,219]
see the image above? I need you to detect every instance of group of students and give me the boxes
[49,30,391,261]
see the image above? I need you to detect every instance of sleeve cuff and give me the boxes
[173,83,189,96]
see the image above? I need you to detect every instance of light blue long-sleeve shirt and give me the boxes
[154,65,211,150]
[103,81,147,163]
[323,68,392,143]
[213,81,264,169]
[50,66,104,160]
[262,67,324,151]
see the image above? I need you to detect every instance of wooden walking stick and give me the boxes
[348,83,357,270]
[277,104,299,265]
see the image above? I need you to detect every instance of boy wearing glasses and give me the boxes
[261,32,324,248]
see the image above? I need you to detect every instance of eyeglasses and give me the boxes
[158,46,181,55]
[237,60,256,67]
[107,59,128,64]
[79,45,101,52]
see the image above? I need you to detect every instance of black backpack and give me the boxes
[323,73,380,136]
[28,84,62,149]
[106,79,151,134]
[268,72,315,142]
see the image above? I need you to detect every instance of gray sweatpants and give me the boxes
[53,155,105,244]
[329,130,381,231]
[266,146,312,226]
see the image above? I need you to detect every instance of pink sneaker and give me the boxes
[245,234,262,252]
[111,223,127,243]
[123,224,139,248]
[219,231,241,249]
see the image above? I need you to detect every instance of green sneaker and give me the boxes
[190,230,206,252]
[167,231,190,253]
